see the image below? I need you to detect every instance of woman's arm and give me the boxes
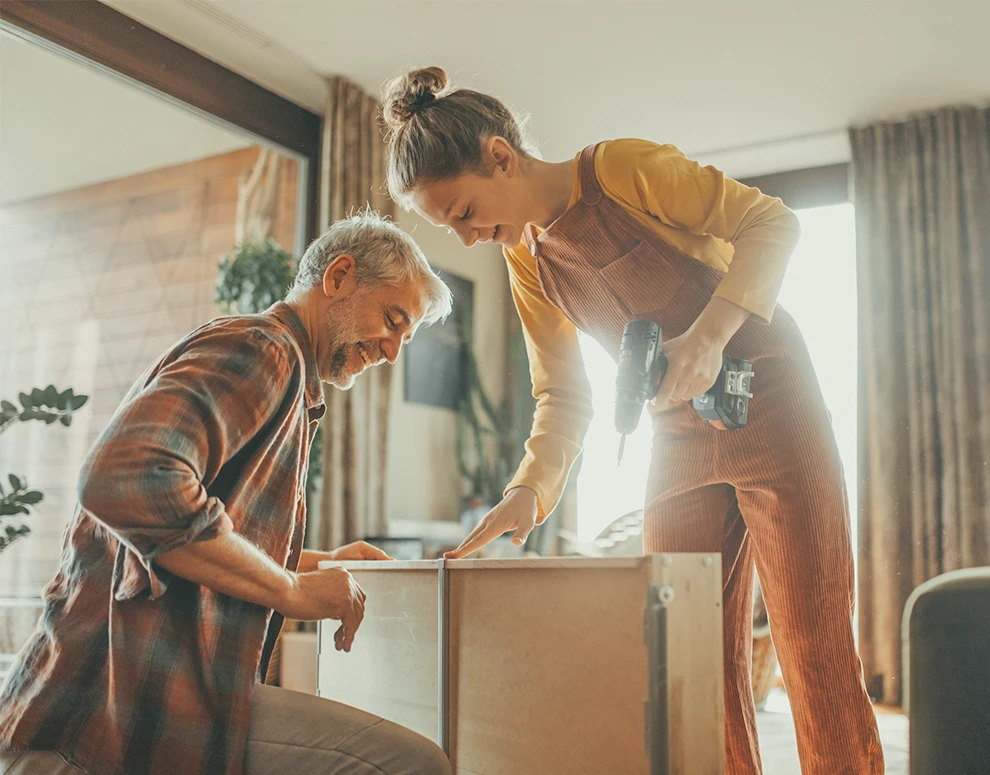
[445,244,593,558]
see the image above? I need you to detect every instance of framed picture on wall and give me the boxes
[403,269,473,410]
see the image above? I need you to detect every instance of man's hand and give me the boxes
[157,533,368,651]
[444,487,539,559]
[329,541,393,562]
[278,566,366,652]
[296,543,393,573]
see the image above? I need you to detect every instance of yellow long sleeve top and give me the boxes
[504,139,801,520]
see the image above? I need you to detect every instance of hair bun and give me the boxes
[383,67,449,129]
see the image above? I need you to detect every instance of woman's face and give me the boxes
[409,139,530,250]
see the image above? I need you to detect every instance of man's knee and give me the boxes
[344,718,450,775]
[378,722,450,775]
[403,735,451,775]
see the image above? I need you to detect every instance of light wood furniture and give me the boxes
[318,555,724,775]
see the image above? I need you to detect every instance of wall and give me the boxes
[384,212,509,524]
[0,147,298,596]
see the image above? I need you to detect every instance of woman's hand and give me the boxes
[651,297,752,412]
[444,487,539,559]
[650,330,725,411]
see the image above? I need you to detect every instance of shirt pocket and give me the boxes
[599,240,685,316]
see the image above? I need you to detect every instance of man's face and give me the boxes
[320,275,429,389]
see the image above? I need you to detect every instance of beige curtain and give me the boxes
[234,147,282,245]
[852,105,990,705]
[315,75,397,550]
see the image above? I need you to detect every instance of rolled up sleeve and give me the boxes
[78,327,290,600]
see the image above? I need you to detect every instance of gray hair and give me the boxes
[288,210,452,326]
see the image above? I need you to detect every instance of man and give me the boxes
[0,212,454,775]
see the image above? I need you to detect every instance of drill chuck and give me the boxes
[614,319,667,436]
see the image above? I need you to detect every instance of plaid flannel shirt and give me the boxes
[0,302,325,775]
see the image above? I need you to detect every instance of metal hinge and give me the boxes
[644,584,673,774]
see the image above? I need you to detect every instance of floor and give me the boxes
[756,690,909,774]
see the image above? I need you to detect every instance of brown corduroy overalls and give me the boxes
[521,144,884,774]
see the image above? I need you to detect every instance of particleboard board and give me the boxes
[317,565,440,744]
[316,556,723,774]
[651,554,725,775]
[447,562,652,775]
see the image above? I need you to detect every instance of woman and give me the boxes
[382,67,883,775]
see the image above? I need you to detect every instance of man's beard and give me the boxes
[324,296,361,390]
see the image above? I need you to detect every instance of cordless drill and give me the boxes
[614,319,754,462]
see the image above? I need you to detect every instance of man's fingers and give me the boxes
[350,603,364,646]
[340,607,361,652]
[360,543,393,560]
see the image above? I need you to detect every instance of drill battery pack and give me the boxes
[692,355,754,431]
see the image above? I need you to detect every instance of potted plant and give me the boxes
[0,386,88,555]
[215,239,297,316]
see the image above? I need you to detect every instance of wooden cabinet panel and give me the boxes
[318,556,723,775]
[318,564,440,744]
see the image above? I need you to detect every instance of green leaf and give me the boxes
[60,415,72,427]
[56,390,70,410]
[18,392,33,409]
[31,388,44,405]
[70,394,88,410]
[44,414,57,425]
[43,385,58,407]
[1,400,15,413]
[14,506,30,516]
[0,504,15,516]
[8,474,21,491]
[20,491,43,505]
[5,526,17,538]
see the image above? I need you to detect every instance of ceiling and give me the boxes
[102,0,990,178]
[0,30,249,206]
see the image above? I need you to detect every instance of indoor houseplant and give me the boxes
[0,386,88,555]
